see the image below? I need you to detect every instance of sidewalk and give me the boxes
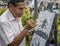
[49,44,54,46]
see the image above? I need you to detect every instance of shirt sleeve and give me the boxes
[0,22,15,45]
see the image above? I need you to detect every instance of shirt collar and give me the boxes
[7,9,22,22]
[7,9,15,21]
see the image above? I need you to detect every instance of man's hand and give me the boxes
[7,19,36,46]
[25,19,36,30]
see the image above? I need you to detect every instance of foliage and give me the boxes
[21,6,34,46]
[0,8,7,15]
[21,6,33,26]
[57,15,60,43]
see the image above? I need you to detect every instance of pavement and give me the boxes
[49,44,54,46]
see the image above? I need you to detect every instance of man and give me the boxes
[0,0,36,46]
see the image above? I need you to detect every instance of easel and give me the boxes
[46,13,58,46]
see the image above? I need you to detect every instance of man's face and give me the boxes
[10,2,25,17]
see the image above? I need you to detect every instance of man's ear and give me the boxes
[9,4,14,9]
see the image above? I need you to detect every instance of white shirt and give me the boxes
[0,9,25,46]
